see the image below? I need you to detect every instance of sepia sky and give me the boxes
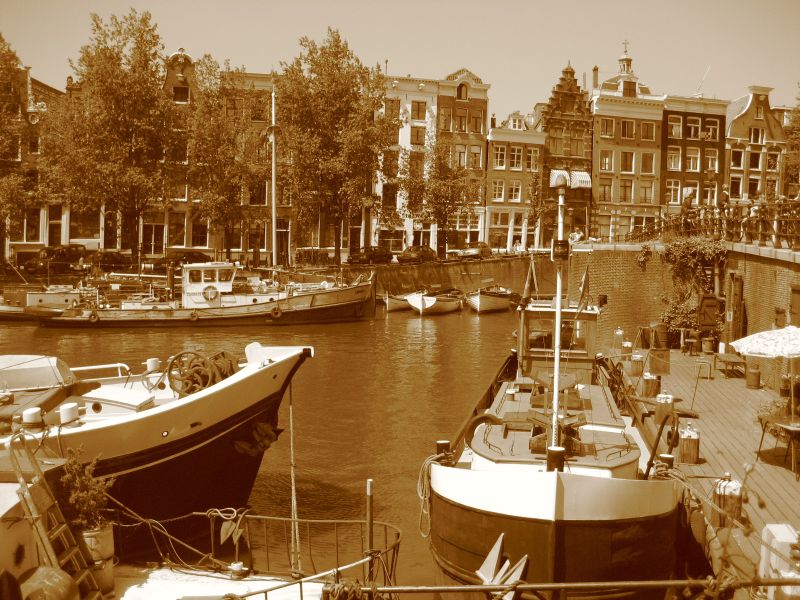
[3,0,799,119]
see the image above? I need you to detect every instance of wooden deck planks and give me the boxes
[630,348,800,574]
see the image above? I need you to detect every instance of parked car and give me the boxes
[397,245,438,264]
[144,250,213,273]
[23,244,88,274]
[71,251,133,274]
[347,246,394,265]
[459,241,493,260]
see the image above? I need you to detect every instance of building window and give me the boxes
[457,83,468,100]
[703,184,717,205]
[668,115,682,138]
[756,106,764,119]
[623,80,636,97]
[621,120,635,139]
[510,117,523,130]
[641,152,654,174]
[667,179,681,204]
[639,181,653,203]
[384,98,400,118]
[471,112,483,133]
[10,207,41,242]
[599,179,612,202]
[491,179,504,201]
[731,149,743,169]
[510,146,522,170]
[438,107,451,131]
[168,212,186,246]
[173,86,189,103]
[667,146,681,171]
[494,146,506,169]
[704,149,718,173]
[190,215,208,247]
[750,127,765,144]
[684,181,699,205]
[600,118,614,138]
[599,149,613,172]
[455,109,467,132]
[686,117,701,140]
[509,180,521,202]
[411,101,426,120]
[525,148,539,171]
[748,177,760,197]
[704,119,719,141]
[411,126,425,145]
[469,146,482,169]
[686,148,700,172]
[641,121,655,141]
[455,145,466,168]
[620,151,634,173]
[620,179,633,202]
[767,152,780,171]
[748,151,762,171]
[730,176,742,198]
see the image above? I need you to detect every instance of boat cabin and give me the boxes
[181,262,239,308]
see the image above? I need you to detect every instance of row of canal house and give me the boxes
[3,45,796,265]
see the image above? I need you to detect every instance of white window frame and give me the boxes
[704,149,718,173]
[747,176,760,198]
[599,149,613,172]
[703,183,717,205]
[704,119,719,141]
[639,180,653,203]
[686,117,701,140]
[730,176,742,199]
[750,127,765,144]
[600,118,615,138]
[510,117,523,130]
[686,148,700,172]
[668,115,682,139]
[685,181,700,206]
[749,151,761,171]
[619,178,633,202]
[756,106,764,120]
[491,179,505,201]
[525,148,538,171]
[666,179,681,204]
[767,152,780,172]
[641,121,655,141]
[493,146,506,169]
[621,119,635,140]
[731,149,744,169]
[510,146,523,170]
[455,144,466,168]
[620,151,634,174]
[469,146,482,170]
[509,180,522,202]
[641,151,655,175]
[667,146,681,171]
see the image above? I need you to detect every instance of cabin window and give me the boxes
[218,269,234,282]
[203,269,216,283]
[528,318,586,351]
[188,270,202,283]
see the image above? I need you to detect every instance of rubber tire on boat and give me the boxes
[189,311,198,322]
[88,310,99,323]
[202,285,219,302]
[270,305,282,319]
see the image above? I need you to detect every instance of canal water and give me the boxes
[0,306,519,588]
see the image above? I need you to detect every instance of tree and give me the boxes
[38,10,177,266]
[277,28,397,263]
[785,86,800,201]
[396,136,478,256]
[0,33,27,269]
[187,57,270,259]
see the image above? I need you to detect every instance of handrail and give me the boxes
[70,363,132,378]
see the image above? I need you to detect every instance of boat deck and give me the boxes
[624,347,800,584]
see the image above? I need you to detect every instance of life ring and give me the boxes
[88,310,99,323]
[202,285,219,302]
[189,311,199,322]
[270,305,282,319]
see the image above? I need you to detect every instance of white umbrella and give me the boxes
[731,325,800,422]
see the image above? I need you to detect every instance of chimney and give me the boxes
[490,114,496,129]
[592,66,599,90]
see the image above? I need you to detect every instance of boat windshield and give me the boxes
[528,318,587,351]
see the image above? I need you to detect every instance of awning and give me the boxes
[569,171,592,189]
[549,169,569,188]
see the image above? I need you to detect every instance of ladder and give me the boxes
[8,432,103,600]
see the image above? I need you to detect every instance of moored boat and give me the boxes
[406,289,463,315]
[0,341,313,558]
[24,262,376,327]
[464,284,516,313]
[384,290,422,312]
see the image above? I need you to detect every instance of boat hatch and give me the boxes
[82,385,156,412]
[0,355,77,391]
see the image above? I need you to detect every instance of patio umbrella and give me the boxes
[731,325,800,423]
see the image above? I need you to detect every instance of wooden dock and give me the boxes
[626,346,800,591]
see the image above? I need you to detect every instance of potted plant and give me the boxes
[59,447,115,593]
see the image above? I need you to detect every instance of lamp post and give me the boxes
[547,173,570,470]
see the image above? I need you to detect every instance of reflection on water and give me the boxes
[0,308,518,587]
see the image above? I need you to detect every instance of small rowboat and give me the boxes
[465,285,516,313]
[406,289,463,315]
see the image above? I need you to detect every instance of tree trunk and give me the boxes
[437,223,448,258]
[0,219,6,272]
[333,217,342,265]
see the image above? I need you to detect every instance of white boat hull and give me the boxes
[465,288,512,313]
[406,293,462,315]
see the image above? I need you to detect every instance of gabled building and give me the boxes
[486,111,545,250]
[590,48,664,241]
[726,86,787,205]
[535,64,593,243]
[661,95,728,216]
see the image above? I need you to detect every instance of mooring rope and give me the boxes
[416,453,444,539]
[289,382,301,574]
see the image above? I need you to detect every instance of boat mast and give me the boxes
[548,174,569,454]
[271,79,278,268]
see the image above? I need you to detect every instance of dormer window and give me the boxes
[457,83,468,100]
[622,80,636,98]
[173,86,190,103]
[756,106,764,120]
[510,117,523,130]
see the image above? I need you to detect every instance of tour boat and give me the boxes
[24,262,376,326]
[0,341,313,557]
[464,285,516,313]
[406,289,463,315]
[423,180,684,598]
